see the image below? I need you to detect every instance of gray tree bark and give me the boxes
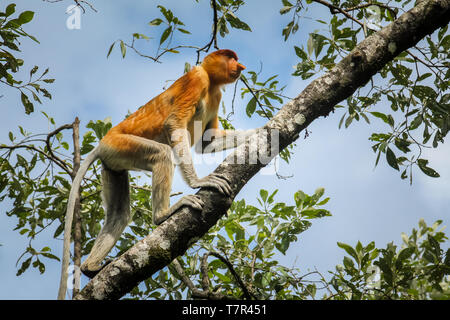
[75,0,450,300]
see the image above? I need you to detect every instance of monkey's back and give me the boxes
[102,66,210,145]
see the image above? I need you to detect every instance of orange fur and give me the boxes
[59,50,246,294]
[101,49,245,153]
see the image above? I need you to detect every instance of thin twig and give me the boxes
[240,77,271,119]
[171,258,232,300]
[46,123,74,174]
[196,0,220,64]
[0,144,72,176]
[312,0,364,28]
[208,251,253,299]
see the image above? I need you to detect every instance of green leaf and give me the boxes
[149,18,163,26]
[107,42,116,58]
[343,256,355,272]
[178,28,191,34]
[214,270,231,283]
[29,66,38,77]
[397,247,414,263]
[386,147,399,171]
[17,257,32,276]
[307,34,314,56]
[61,142,69,150]
[6,4,16,17]
[317,197,330,206]
[337,242,358,261]
[276,235,290,255]
[259,189,268,203]
[417,159,440,178]
[280,6,293,15]
[294,46,307,60]
[246,97,257,117]
[409,114,422,130]
[41,252,60,261]
[133,33,149,40]
[18,11,34,24]
[120,40,126,58]
[160,26,172,45]
[20,92,33,114]
[370,111,389,124]
[417,73,432,82]
[267,189,278,204]
[282,21,294,41]
[225,13,251,31]
[157,5,173,23]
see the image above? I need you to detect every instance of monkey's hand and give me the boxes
[190,173,232,196]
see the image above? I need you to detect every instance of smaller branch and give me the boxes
[79,190,101,202]
[240,77,271,119]
[131,184,182,197]
[196,0,220,64]
[345,2,400,18]
[0,144,72,176]
[74,0,97,13]
[171,259,231,300]
[208,252,253,300]
[42,0,97,13]
[124,39,200,63]
[227,79,239,121]
[200,253,210,291]
[312,0,364,28]
[406,49,445,83]
[46,123,74,175]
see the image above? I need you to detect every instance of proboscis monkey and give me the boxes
[57,49,256,299]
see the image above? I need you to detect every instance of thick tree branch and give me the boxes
[75,0,450,300]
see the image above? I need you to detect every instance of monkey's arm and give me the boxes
[195,116,257,154]
[167,117,232,196]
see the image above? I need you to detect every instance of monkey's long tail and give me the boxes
[57,146,99,300]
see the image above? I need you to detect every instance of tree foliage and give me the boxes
[0,0,448,300]
[0,3,54,114]
[330,219,450,300]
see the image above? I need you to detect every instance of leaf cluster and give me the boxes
[0,3,54,114]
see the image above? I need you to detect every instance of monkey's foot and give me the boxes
[192,173,232,196]
[153,195,205,225]
[81,258,113,279]
[180,194,205,211]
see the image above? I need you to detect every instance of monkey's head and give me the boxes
[202,49,246,85]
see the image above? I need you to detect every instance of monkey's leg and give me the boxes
[100,134,206,226]
[151,150,205,225]
[81,165,130,278]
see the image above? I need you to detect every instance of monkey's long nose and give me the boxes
[238,63,246,70]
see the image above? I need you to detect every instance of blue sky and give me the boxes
[0,0,448,299]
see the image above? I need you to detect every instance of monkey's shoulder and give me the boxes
[173,66,210,93]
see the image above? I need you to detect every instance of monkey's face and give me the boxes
[202,50,245,84]
[227,57,246,82]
